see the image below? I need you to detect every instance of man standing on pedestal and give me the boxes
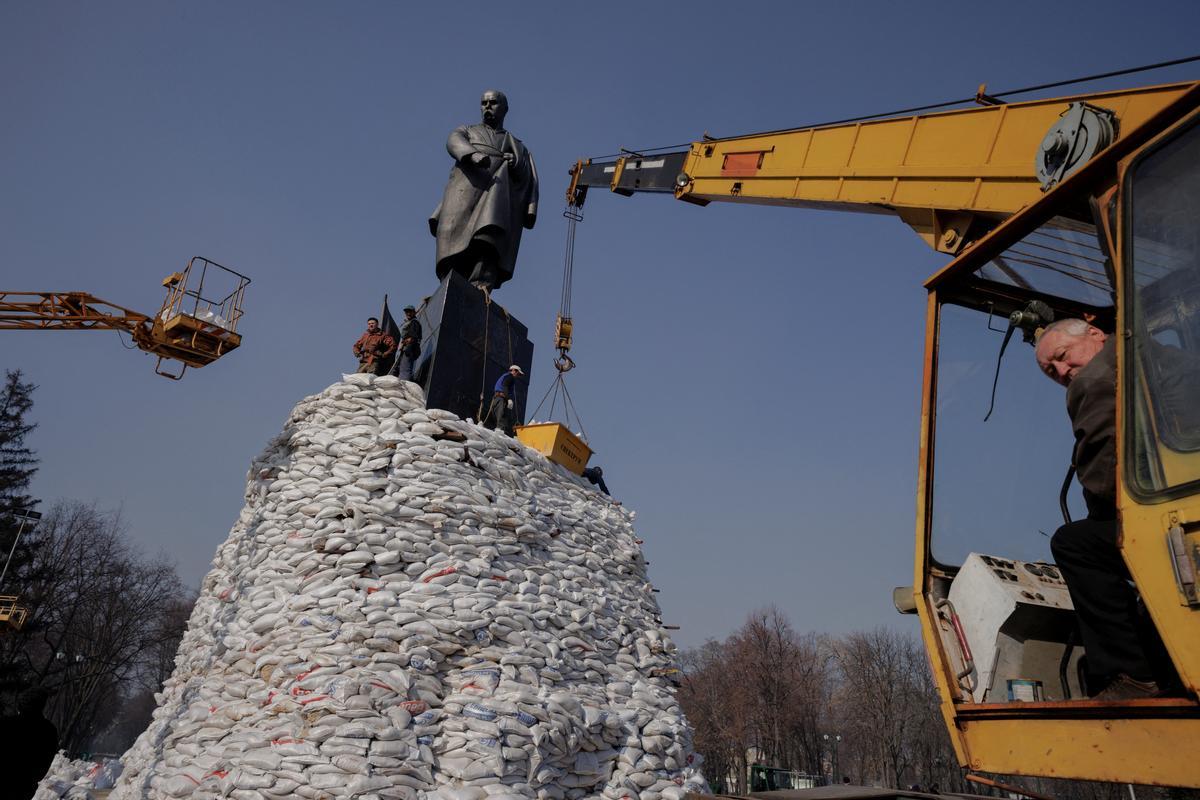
[391,305,422,382]
[352,317,395,375]
[429,90,538,292]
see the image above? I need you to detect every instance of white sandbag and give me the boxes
[99,374,704,800]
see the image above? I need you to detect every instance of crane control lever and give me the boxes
[983,300,1055,421]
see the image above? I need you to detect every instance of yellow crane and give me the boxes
[569,72,1200,787]
[0,256,250,379]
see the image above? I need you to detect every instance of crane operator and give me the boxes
[1036,319,1163,700]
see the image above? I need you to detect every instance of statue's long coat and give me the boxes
[429,123,538,290]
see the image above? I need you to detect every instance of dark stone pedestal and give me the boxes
[411,271,534,424]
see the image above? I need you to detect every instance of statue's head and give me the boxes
[480,90,508,129]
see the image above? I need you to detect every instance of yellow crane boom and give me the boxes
[568,81,1195,254]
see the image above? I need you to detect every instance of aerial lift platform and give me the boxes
[0,256,250,379]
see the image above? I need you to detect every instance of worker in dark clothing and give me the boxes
[390,306,423,382]
[482,364,523,434]
[0,688,59,799]
[582,465,610,495]
[352,317,396,375]
[1036,319,1162,700]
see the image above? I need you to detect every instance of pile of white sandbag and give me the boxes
[94,374,705,800]
[34,751,112,799]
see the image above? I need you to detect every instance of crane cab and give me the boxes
[145,257,251,378]
[909,84,1200,786]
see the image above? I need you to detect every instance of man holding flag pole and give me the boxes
[381,296,423,383]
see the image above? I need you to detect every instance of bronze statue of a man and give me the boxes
[429,90,539,292]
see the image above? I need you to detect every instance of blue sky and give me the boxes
[3,1,1198,648]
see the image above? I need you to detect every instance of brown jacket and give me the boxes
[353,329,396,366]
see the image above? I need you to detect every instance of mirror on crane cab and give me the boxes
[910,104,1200,787]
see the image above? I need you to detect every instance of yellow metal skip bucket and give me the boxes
[515,423,592,475]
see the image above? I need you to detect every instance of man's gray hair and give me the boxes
[1041,318,1091,338]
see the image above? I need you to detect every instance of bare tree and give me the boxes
[831,628,921,787]
[682,610,1180,800]
[0,501,190,751]
[96,590,195,752]
[680,607,837,791]
[903,649,963,792]
[729,607,832,776]
[139,592,195,692]
[731,607,796,768]
[679,638,754,793]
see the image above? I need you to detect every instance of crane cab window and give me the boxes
[929,298,1095,702]
[930,301,1087,567]
[926,207,1119,703]
[976,216,1114,307]
[929,208,1117,566]
[1125,115,1200,497]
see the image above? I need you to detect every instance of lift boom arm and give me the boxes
[0,291,153,334]
[0,257,250,379]
[568,81,1196,254]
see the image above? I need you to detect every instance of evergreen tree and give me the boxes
[0,370,41,699]
[0,368,39,539]
[0,368,40,565]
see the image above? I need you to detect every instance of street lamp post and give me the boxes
[834,735,841,783]
[0,507,42,590]
[823,733,842,784]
